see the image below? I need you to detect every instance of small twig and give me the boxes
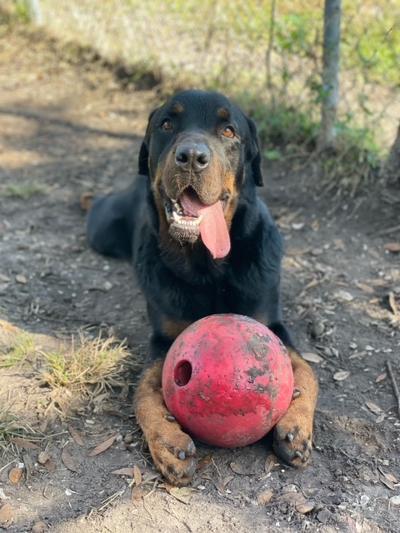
[0,459,14,474]
[374,223,400,237]
[97,488,125,512]
[386,360,400,419]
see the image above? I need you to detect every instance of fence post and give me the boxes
[26,0,43,25]
[318,0,342,150]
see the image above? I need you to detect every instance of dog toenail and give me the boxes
[287,432,294,442]
[187,441,196,455]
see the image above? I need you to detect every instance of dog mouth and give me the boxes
[163,187,231,259]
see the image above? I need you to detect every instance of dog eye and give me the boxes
[222,126,235,138]
[160,119,173,132]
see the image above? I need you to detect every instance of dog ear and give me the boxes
[138,108,158,176]
[138,140,150,176]
[245,117,264,187]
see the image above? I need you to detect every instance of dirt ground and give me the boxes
[1,27,400,533]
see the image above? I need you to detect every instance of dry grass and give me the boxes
[0,320,137,420]
[41,335,132,394]
[0,330,35,369]
[0,406,39,455]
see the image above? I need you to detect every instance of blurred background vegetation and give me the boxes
[2,0,400,194]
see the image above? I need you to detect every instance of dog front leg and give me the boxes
[134,359,197,486]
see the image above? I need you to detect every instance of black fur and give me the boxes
[87,90,293,360]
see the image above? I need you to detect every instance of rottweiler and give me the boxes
[86,90,318,486]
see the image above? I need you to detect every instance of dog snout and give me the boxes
[175,142,210,172]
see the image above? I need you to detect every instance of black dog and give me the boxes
[86,90,318,486]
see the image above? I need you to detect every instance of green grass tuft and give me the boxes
[1,182,47,199]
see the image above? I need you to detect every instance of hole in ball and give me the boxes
[174,360,192,386]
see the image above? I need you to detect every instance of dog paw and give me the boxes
[147,422,197,486]
[272,413,312,467]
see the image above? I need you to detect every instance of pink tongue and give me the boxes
[179,192,231,259]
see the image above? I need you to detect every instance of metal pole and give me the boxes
[27,0,43,25]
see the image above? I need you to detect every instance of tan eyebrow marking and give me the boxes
[171,102,184,114]
[217,107,230,119]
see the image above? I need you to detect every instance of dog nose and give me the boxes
[175,143,210,171]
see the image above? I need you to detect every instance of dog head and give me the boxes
[139,90,263,259]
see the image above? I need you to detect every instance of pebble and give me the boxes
[390,495,400,506]
[317,509,332,524]
[103,281,113,291]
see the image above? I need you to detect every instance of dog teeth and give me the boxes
[172,211,202,226]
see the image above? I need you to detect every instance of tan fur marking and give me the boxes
[135,360,197,485]
[171,102,184,114]
[162,319,191,340]
[223,171,239,228]
[249,314,318,465]
[273,347,318,465]
[217,107,230,119]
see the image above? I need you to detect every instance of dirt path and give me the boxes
[0,28,399,532]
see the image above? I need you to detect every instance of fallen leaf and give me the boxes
[302,352,323,364]
[133,465,142,487]
[279,492,304,505]
[384,242,400,253]
[68,426,85,446]
[380,477,395,491]
[355,282,374,294]
[15,274,27,284]
[11,437,38,449]
[333,370,350,381]
[88,434,116,456]
[296,501,315,514]
[264,454,278,474]
[365,401,383,415]
[196,454,212,472]
[43,458,57,473]
[376,373,387,383]
[386,473,399,484]
[215,475,234,492]
[167,486,194,504]
[131,485,144,501]
[61,446,80,473]
[257,489,273,505]
[230,462,254,475]
[8,467,23,485]
[335,290,354,302]
[111,467,135,477]
[0,503,13,526]
[379,470,399,484]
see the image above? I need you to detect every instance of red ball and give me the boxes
[162,314,294,448]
